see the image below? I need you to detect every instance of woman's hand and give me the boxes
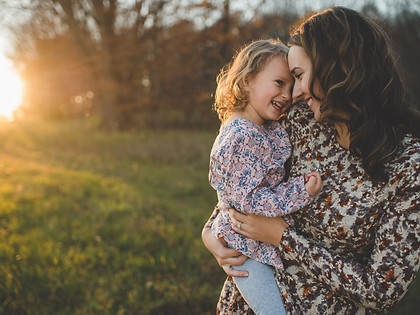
[229,209,289,246]
[201,226,249,277]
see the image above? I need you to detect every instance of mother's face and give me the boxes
[288,46,322,121]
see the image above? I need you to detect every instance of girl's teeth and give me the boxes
[272,101,282,109]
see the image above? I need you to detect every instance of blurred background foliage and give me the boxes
[0,0,419,130]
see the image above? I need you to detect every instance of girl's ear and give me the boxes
[240,77,250,92]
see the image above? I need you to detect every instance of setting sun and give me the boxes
[0,62,22,121]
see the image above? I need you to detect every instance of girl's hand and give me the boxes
[305,171,323,197]
[229,209,289,246]
[201,226,248,277]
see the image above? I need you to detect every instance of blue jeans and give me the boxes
[232,258,287,315]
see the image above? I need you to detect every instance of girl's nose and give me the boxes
[282,90,292,101]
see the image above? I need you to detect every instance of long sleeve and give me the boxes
[204,207,219,229]
[280,155,420,312]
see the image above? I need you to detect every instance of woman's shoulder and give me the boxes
[279,102,334,145]
[388,134,420,185]
[280,102,320,135]
[403,133,420,150]
[397,134,420,164]
[399,134,420,167]
[283,101,314,124]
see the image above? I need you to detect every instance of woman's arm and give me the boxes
[201,226,248,277]
[230,187,420,312]
[279,202,419,311]
[202,207,248,277]
[229,209,288,247]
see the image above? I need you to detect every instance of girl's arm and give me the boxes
[230,185,420,312]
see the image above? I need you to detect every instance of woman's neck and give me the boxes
[334,121,350,149]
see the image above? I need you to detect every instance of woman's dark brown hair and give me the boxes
[289,6,420,182]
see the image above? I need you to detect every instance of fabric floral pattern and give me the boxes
[209,119,311,268]
[206,104,420,314]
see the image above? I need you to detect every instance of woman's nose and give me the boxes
[292,83,303,100]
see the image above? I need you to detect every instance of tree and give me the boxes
[7,0,416,130]
[7,0,171,130]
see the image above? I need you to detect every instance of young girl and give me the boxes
[209,39,322,314]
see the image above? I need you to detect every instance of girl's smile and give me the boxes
[243,56,294,125]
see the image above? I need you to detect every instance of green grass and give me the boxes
[0,118,418,314]
[0,118,224,314]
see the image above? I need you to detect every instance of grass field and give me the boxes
[0,118,418,314]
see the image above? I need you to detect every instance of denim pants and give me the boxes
[232,258,287,315]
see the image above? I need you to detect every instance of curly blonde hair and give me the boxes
[214,39,289,123]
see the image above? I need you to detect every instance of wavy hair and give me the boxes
[289,6,420,182]
[214,39,289,123]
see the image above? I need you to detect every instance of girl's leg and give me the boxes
[232,258,286,315]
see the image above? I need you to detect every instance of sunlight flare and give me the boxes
[0,64,23,121]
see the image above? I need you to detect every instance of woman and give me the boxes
[202,6,420,314]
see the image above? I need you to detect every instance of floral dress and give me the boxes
[209,119,311,269]
[206,104,420,314]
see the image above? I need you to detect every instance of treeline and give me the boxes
[3,0,420,130]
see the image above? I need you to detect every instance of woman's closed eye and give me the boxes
[294,73,303,80]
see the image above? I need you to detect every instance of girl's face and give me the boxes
[288,46,322,121]
[243,56,293,125]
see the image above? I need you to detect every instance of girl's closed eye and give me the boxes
[276,80,284,86]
